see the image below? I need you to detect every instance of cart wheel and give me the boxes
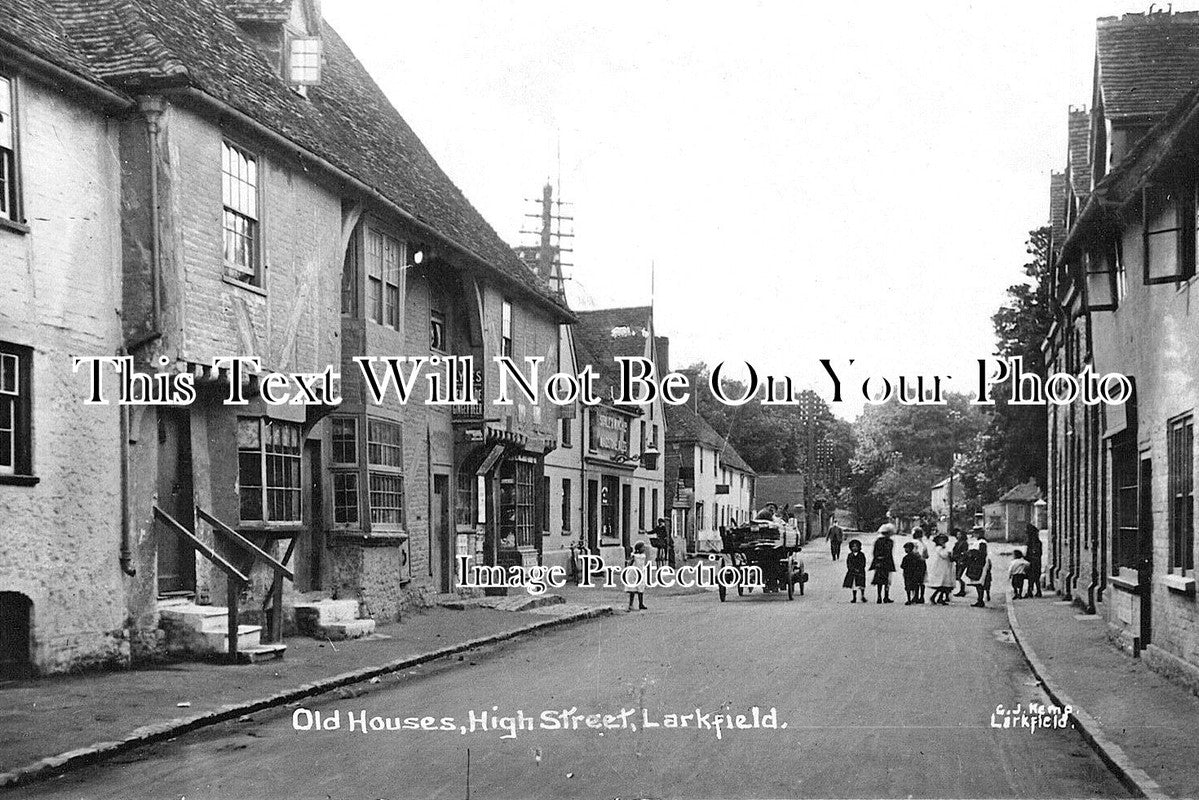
[787,560,795,600]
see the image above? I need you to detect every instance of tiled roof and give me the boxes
[1067,106,1091,201]
[1096,11,1199,121]
[223,0,292,24]
[574,307,655,404]
[664,403,754,475]
[998,480,1041,503]
[6,0,569,318]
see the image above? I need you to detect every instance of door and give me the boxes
[587,479,599,551]
[601,475,618,544]
[621,482,632,550]
[301,440,323,591]
[156,409,195,596]
[434,474,451,593]
[1138,456,1153,647]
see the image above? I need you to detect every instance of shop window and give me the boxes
[1167,415,1194,574]
[499,457,536,549]
[222,142,260,285]
[367,418,404,527]
[238,418,302,522]
[455,469,477,527]
[0,75,21,223]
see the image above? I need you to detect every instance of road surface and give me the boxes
[19,535,1127,799]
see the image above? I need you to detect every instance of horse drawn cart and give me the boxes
[716,521,807,601]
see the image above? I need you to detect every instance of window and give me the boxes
[1143,186,1194,284]
[430,309,446,352]
[0,343,31,477]
[638,486,646,530]
[456,469,476,527]
[650,424,659,449]
[1167,416,1194,574]
[1112,434,1138,571]
[699,448,704,473]
[561,478,572,532]
[652,488,659,524]
[501,300,513,358]
[288,37,322,85]
[237,418,302,522]
[499,456,536,549]
[0,76,19,223]
[367,418,405,527]
[222,142,260,284]
[330,417,358,525]
[366,229,403,328]
[696,501,705,531]
[559,416,572,448]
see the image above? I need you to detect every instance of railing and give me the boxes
[153,506,249,661]
[195,506,296,645]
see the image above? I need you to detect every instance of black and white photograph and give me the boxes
[1,1,1199,798]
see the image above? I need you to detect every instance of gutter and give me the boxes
[161,86,577,325]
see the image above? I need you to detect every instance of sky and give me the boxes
[323,0,1193,417]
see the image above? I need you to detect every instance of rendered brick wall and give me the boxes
[0,80,131,673]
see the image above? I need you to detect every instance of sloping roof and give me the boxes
[1048,170,1067,249]
[664,403,754,475]
[754,473,804,506]
[998,480,1042,504]
[5,0,569,317]
[574,307,654,404]
[1067,106,1091,201]
[1096,11,1199,121]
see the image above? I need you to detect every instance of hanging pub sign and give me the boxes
[590,408,630,455]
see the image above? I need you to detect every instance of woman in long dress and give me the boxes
[964,530,990,608]
[870,524,897,604]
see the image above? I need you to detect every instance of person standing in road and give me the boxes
[870,523,897,604]
[911,528,929,604]
[842,539,867,603]
[1024,523,1044,598]
[926,533,955,604]
[951,528,970,596]
[624,541,649,611]
[965,529,990,608]
[828,521,844,561]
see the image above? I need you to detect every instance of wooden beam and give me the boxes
[153,506,248,585]
[196,506,294,581]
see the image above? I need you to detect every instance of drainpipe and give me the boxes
[119,373,136,576]
[138,96,165,339]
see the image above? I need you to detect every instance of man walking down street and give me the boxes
[828,521,844,561]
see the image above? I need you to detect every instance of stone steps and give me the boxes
[292,598,376,640]
[159,601,286,660]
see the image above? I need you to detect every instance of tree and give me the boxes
[872,460,945,519]
[983,226,1054,493]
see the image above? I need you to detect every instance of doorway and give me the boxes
[434,474,452,593]
[586,479,599,551]
[0,592,32,678]
[156,409,195,597]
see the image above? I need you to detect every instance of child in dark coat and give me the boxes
[900,541,926,605]
[843,539,867,603]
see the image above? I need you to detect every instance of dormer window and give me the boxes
[288,37,322,87]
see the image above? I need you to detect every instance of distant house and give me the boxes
[982,481,1042,542]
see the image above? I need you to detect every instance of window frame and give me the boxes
[366,416,405,529]
[365,227,404,329]
[1142,185,1195,285]
[329,416,360,527]
[221,140,263,286]
[1167,414,1195,575]
[287,35,323,86]
[501,300,513,358]
[237,417,302,525]
[0,73,24,227]
[561,477,572,533]
[0,342,33,482]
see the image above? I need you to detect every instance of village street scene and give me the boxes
[3,1,1199,798]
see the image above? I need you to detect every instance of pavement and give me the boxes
[1008,592,1199,799]
[8,534,1131,799]
[0,600,612,791]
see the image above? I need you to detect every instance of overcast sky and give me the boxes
[324,1,1188,417]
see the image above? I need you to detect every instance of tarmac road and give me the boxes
[19,538,1128,799]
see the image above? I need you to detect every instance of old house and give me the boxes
[664,403,755,554]
[0,0,570,672]
[981,480,1041,542]
[1048,9,1199,692]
